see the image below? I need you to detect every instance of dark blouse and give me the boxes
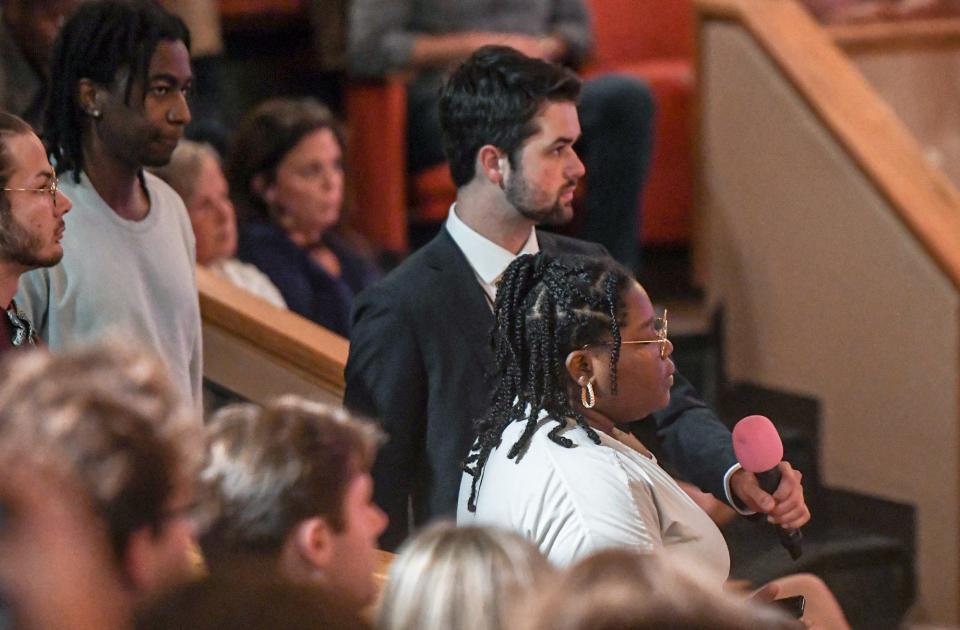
[236,222,381,337]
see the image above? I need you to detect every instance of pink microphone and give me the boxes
[732,414,783,473]
[732,415,803,560]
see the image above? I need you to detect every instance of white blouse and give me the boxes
[208,258,287,309]
[458,413,730,586]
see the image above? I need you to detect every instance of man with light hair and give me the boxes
[199,396,388,615]
[0,338,202,616]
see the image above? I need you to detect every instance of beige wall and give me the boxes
[700,22,960,623]
[849,46,960,192]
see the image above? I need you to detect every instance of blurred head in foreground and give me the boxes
[517,548,801,630]
[0,338,202,611]
[136,566,370,630]
[378,522,553,630]
[199,396,387,613]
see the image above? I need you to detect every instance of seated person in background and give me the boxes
[458,252,848,628]
[519,549,801,630]
[0,338,203,618]
[0,0,86,130]
[379,522,553,630]
[151,140,286,308]
[348,0,654,270]
[198,397,388,616]
[226,98,381,337]
[0,112,72,351]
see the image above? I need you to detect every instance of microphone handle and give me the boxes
[754,468,803,560]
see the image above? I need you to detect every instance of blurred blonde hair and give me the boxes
[518,548,801,630]
[378,522,553,630]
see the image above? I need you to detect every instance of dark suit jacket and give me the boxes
[344,227,736,549]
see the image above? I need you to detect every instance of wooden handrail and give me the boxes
[198,267,348,404]
[696,0,960,290]
[828,17,960,52]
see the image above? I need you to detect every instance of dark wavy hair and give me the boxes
[439,45,581,188]
[44,0,190,182]
[225,97,346,224]
[463,252,634,511]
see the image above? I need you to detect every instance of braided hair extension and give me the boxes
[43,1,190,182]
[464,252,634,511]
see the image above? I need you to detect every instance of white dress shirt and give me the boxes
[445,203,539,307]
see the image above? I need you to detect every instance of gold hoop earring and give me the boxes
[580,380,596,409]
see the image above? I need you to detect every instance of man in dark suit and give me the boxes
[345,45,807,550]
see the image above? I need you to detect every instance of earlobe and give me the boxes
[564,349,594,386]
[477,145,505,187]
[294,517,334,571]
[566,351,599,409]
[76,79,104,119]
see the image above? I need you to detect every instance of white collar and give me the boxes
[445,203,539,285]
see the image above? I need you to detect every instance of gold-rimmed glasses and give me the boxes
[584,309,670,360]
[1,177,60,207]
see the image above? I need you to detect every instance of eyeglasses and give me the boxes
[1,177,60,207]
[584,309,670,360]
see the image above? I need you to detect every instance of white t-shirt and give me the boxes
[458,413,731,586]
[16,170,203,412]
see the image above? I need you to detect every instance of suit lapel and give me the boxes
[423,230,497,378]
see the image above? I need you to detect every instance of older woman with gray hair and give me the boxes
[151,140,286,308]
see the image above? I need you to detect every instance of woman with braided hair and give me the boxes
[455,251,723,584]
[457,252,848,628]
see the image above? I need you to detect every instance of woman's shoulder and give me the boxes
[502,416,623,470]
[236,222,304,264]
[324,230,382,285]
[238,221,288,243]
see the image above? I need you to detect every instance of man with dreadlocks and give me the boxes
[345,45,798,550]
[16,0,202,411]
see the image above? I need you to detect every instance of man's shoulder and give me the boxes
[537,231,609,257]
[356,231,456,306]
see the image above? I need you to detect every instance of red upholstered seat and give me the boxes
[582,0,695,245]
[345,80,456,254]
